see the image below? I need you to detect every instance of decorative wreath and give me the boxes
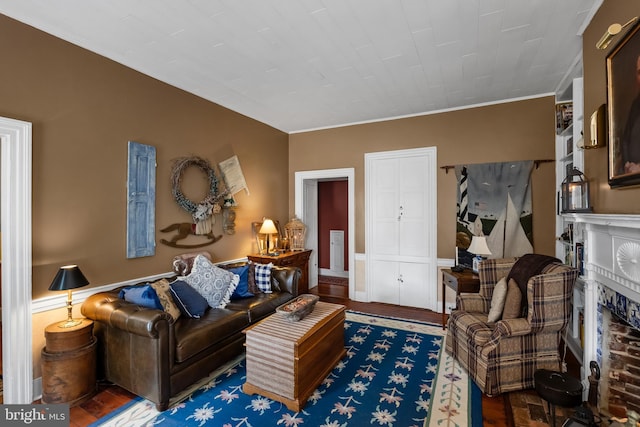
[170,156,225,224]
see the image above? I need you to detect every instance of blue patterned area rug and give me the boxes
[91,311,481,427]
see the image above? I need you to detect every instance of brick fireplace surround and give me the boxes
[570,214,640,419]
[600,309,640,417]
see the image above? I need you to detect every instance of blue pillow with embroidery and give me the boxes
[169,279,209,318]
[229,264,253,299]
[119,284,163,310]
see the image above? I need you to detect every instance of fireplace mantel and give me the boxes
[564,213,640,397]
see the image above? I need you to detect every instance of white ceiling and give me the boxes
[0,0,601,133]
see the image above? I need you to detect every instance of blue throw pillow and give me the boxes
[230,264,253,299]
[119,284,163,310]
[169,279,209,318]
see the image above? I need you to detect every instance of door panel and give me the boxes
[366,147,438,311]
[398,262,429,308]
[370,260,399,304]
[330,230,344,272]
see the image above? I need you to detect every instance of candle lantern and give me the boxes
[561,168,592,213]
[285,216,307,251]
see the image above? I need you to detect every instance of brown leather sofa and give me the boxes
[81,265,300,410]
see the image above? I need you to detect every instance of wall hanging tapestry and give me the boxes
[455,161,534,265]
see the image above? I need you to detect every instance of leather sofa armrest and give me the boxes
[81,291,173,338]
[271,266,301,296]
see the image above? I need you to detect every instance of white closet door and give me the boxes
[365,147,437,311]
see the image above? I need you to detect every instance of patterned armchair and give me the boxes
[445,257,578,396]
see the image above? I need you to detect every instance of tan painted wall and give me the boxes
[582,0,640,213]
[0,14,290,301]
[289,96,558,259]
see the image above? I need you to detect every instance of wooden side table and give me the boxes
[41,319,97,406]
[441,269,480,329]
[247,249,312,294]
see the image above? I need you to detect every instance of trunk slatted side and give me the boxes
[243,302,346,409]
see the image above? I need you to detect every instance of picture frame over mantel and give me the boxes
[606,21,640,188]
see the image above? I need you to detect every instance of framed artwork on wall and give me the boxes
[607,21,640,188]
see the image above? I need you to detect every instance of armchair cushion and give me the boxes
[502,279,522,320]
[487,277,507,322]
[506,253,560,316]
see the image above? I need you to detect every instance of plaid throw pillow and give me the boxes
[253,262,273,293]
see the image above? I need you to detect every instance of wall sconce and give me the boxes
[596,17,638,49]
[468,235,492,273]
[48,265,90,328]
[583,104,606,149]
[259,218,279,255]
[561,168,593,213]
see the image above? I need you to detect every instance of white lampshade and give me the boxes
[259,219,278,234]
[468,235,491,256]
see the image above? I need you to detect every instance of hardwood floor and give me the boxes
[67,279,510,426]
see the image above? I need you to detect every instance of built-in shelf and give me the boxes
[556,76,585,367]
[560,123,574,137]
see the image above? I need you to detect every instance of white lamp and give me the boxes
[468,236,492,273]
[259,219,279,255]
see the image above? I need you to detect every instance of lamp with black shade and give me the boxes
[48,264,90,328]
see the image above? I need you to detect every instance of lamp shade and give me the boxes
[259,219,278,234]
[48,265,89,291]
[468,236,492,256]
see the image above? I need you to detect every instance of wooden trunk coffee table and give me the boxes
[243,301,346,411]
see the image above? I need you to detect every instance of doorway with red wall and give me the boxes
[318,180,349,276]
